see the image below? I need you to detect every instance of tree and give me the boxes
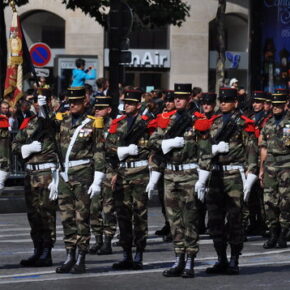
[4,0,190,28]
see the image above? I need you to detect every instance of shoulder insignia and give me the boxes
[19,115,36,130]
[241,115,256,133]
[108,115,127,134]
[157,110,177,128]
[194,112,206,119]
[55,112,69,121]
[0,115,9,129]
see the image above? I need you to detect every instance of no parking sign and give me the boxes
[29,42,52,67]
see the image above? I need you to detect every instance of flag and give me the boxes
[0,2,7,99]
[4,12,24,108]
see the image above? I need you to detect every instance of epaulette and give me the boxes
[19,115,37,130]
[55,112,69,121]
[0,115,9,129]
[194,114,221,132]
[241,115,256,133]
[87,115,105,129]
[108,115,127,133]
[194,112,206,119]
[157,110,177,128]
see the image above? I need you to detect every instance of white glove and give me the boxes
[212,141,229,156]
[37,95,47,118]
[243,173,258,202]
[87,171,105,198]
[21,141,42,159]
[0,170,9,193]
[146,171,162,199]
[37,95,47,106]
[161,137,185,154]
[195,169,210,202]
[48,168,59,201]
[117,144,138,161]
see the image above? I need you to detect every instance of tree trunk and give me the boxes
[215,0,226,93]
[0,2,7,99]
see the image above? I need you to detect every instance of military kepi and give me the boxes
[201,92,217,104]
[272,93,288,104]
[67,87,86,101]
[219,88,237,102]
[124,90,142,102]
[174,83,192,97]
[163,90,174,102]
[252,91,266,102]
[95,96,112,107]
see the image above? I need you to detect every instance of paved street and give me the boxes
[1,208,290,290]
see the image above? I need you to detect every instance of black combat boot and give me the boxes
[132,250,143,270]
[89,235,103,254]
[155,222,170,236]
[263,227,280,249]
[112,249,133,270]
[71,250,87,274]
[20,240,43,267]
[276,228,288,248]
[206,242,228,274]
[226,245,241,275]
[56,248,76,273]
[163,253,185,277]
[181,254,195,278]
[35,247,52,267]
[97,235,113,255]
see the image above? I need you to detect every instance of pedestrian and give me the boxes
[71,58,96,88]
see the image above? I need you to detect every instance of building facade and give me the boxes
[4,0,249,93]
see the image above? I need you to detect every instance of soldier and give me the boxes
[197,88,258,275]
[148,84,207,278]
[0,112,10,193]
[89,95,117,255]
[12,89,57,267]
[106,90,153,270]
[154,90,175,240]
[53,87,106,274]
[259,93,290,249]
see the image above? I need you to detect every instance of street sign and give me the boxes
[35,68,50,77]
[29,42,51,67]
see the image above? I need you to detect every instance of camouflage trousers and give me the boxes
[90,173,117,238]
[114,168,149,251]
[164,168,199,255]
[24,169,57,248]
[206,170,244,248]
[264,163,290,230]
[58,165,93,252]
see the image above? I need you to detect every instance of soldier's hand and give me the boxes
[128,144,138,155]
[161,137,185,154]
[243,173,258,202]
[117,145,138,161]
[259,170,264,188]
[48,168,59,201]
[21,141,42,159]
[37,95,47,107]
[0,170,9,194]
[146,171,161,199]
[212,141,229,156]
[87,171,105,198]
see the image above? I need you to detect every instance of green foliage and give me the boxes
[5,0,190,28]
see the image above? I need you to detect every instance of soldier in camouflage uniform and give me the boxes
[89,96,117,255]
[106,90,153,270]
[54,87,105,274]
[198,88,258,275]
[0,112,10,194]
[259,93,290,249]
[12,89,57,267]
[148,84,208,278]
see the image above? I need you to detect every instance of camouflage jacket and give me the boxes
[208,113,258,173]
[105,114,151,175]
[0,115,10,172]
[260,111,290,164]
[12,116,58,165]
[55,113,105,172]
[148,110,210,171]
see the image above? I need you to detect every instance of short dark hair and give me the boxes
[75,58,85,68]
[192,87,202,97]
[96,77,107,89]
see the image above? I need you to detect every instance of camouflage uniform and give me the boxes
[56,113,105,252]
[206,114,258,256]
[12,116,57,265]
[149,111,208,257]
[260,111,290,243]
[106,114,150,253]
